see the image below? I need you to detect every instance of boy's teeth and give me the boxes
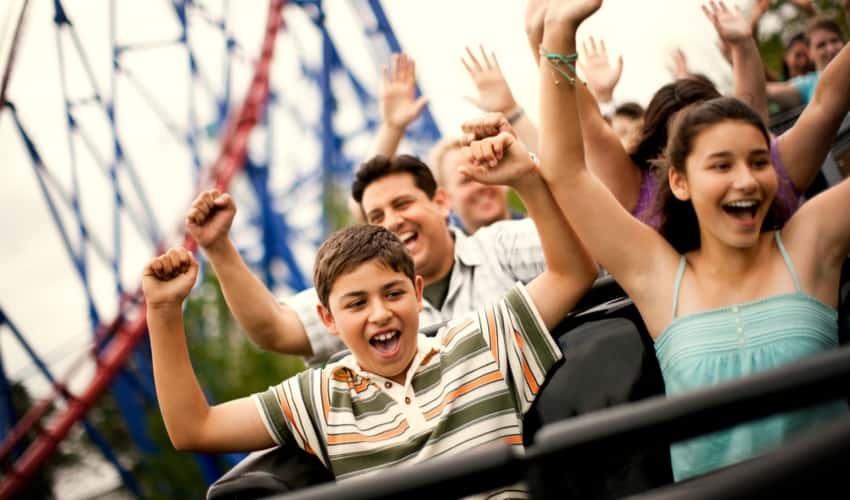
[373,331,397,341]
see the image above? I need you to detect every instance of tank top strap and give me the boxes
[671,255,687,319]
[774,231,802,292]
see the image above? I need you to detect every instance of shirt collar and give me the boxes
[330,334,442,386]
[449,225,483,267]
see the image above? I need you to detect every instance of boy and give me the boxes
[144,132,595,497]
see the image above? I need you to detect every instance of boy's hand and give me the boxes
[457,132,537,190]
[461,113,514,145]
[461,46,519,115]
[142,247,199,308]
[185,190,235,251]
[380,53,428,130]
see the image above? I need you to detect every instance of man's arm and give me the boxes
[458,132,595,330]
[370,52,429,158]
[142,247,275,453]
[186,190,313,357]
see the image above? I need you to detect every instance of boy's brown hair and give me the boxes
[313,224,416,308]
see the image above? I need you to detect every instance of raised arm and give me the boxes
[534,0,676,303]
[458,131,595,329]
[703,1,769,123]
[777,41,850,193]
[370,52,429,158]
[576,36,643,211]
[142,247,274,453]
[462,45,539,154]
[186,190,313,356]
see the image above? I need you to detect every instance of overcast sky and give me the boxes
[0,0,755,398]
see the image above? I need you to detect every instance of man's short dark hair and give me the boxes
[614,102,645,120]
[351,154,438,204]
[313,224,415,309]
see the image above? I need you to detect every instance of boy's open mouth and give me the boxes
[722,200,759,224]
[370,330,401,357]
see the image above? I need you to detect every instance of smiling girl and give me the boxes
[529,0,849,481]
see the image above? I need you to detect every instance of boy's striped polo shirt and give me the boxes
[253,283,561,498]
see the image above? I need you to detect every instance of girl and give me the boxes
[528,0,849,481]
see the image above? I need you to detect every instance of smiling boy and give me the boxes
[144,132,595,497]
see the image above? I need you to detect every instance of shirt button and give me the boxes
[404,397,411,405]
[738,339,745,345]
[731,306,739,313]
[737,327,743,334]
[384,381,392,389]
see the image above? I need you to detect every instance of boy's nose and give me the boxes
[368,300,392,324]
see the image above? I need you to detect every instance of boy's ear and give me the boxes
[414,275,424,313]
[317,303,339,337]
[669,167,691,201]
[433,187,451,219]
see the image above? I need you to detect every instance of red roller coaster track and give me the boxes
[0,1,287,497]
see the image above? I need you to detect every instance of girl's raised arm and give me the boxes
[533,0,677,301]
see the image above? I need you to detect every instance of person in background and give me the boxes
[767,16,846,110]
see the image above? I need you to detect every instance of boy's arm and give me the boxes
[778,42,850,193]
[186,190,313,357]
[143,247,275,453]
[459,132,595,330]
[371,53,429,158]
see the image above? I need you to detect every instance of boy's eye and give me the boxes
[711,162,730,171]
[387,289,404,299]
[346,299,366,309]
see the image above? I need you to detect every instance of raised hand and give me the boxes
[702,0,750,45]
[667,48,691,80]
[578,36,623,102]
[460,112,513,145]
[461,46,519,114]
[185,189,236,250]
[542,0,603,32]
[457,132,536,189]
[525,0,548,64]
[142,247,199,307]
[380,53,428,129]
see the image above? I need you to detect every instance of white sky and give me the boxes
[0,0,754,398]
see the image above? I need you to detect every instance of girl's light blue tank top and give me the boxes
[655,231,847,481]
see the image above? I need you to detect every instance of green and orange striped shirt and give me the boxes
[253,284,561,498]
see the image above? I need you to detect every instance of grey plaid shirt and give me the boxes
[284,218,546,364]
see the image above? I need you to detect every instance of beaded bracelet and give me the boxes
[539,47,579,86]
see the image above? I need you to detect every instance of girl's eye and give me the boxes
[346,300,366,309]
[712,163,730,171]
[753,159,770,169]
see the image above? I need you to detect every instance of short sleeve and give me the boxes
[478,283,562,414]
[252,369,328,465]
[770,136,801,222]
[281,287,345,364]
